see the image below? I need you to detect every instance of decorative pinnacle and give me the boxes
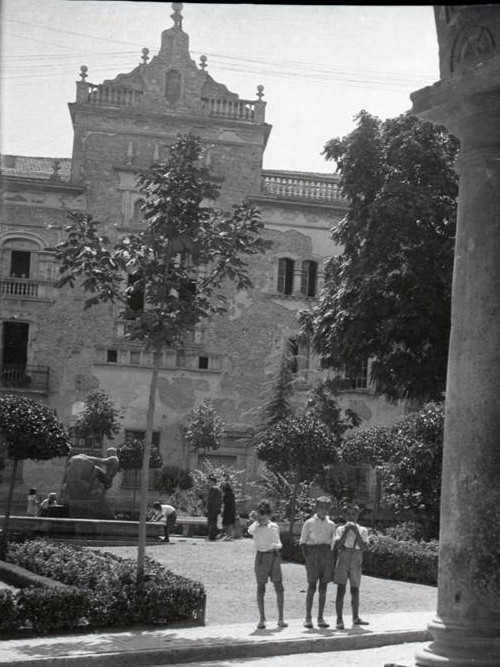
[256,84,264,100]
[199,55,207,71]
[141,47,150,65]
[171,3,183,29]
[80,65,88,80]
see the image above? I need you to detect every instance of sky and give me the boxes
[1,1,440,173]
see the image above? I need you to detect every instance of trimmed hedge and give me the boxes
[280,532,438,586]
[3,538,206,634]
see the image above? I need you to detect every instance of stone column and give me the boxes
[409,7,500,666]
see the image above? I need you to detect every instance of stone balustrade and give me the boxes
[80,82,144,107]
[200,97,264,122]
[261,171,347,203]
[0,278,54,299]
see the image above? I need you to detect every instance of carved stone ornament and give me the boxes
[451,24,496,74]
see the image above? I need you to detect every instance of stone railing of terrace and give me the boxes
[261,170,347,205]
[75,72,266,123]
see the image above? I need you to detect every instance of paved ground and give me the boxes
[0,612,433,666]
[96,537,437,625]
[149,641,425,667]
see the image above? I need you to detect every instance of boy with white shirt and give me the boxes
[248,500,288,630]
[299,496,336,629]
[332,503,370,629]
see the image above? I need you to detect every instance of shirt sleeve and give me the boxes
[333,525,344,544]
[299,520,309,544]
[272,524,282,549]
[247,521,258,536]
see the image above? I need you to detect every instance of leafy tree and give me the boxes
[116,439,163,509]
[252,468,316,523]
[72,390,121,448]
[302,111,459,403]
[183,400,226,454]
[0,394,71,556]
[256,415,341,534]
[340,402,444,538]
[49,133,269,580]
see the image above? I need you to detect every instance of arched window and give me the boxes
[165,70,181,104]
[277,258,294,295]
[301,260,318,297]
[127,273,144,314]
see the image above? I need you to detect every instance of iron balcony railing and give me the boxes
[0,365,50,393]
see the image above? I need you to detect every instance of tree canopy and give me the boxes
[183,399,226,453]
[73,390,121,444]
[0,393,71,461]
[301,111,459,403]
[341,402,444,537]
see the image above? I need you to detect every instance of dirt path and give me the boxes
[97,538,437,625]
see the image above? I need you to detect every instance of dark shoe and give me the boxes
[303,619,313,629]
[317,619,330,628]
[336,620,345,630]
[277,620,288,628]
[257,621,266,629]
[353,618,369,625]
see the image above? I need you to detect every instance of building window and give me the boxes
[127,274,144,313]
[107,349,118,363]
[345,360,369,390]
[10,251,31,278]
[133,198,145,224]
[301,260,318,297]
[277,258,294,295]
[130,350,141,365]
[198,356,209,370]
[288,337,310,375]
[121,430,161,489]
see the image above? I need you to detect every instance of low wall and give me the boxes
[0,515,164,539]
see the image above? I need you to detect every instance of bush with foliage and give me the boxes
[280,532,438,586]
[184,400,226,453]
[154,464,193,497]
[0,589,19,633]
[15,587,91,633]
[73,389,122,445]
[6,539,206,630]
[189,460,246,515]
[340,402,444,539]
[252,469,316,523]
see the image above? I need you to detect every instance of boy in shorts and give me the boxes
[332,504,370,629]
[248,500,288,630]
[299,496,336,628]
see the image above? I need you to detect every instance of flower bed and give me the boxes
[280,532,438,586]
[1,539,205,634]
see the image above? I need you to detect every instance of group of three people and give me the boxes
[247,496,369,631]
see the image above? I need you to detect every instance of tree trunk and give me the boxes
[136,343,161,583]
[288,473,301,537]
[0,458,18,559]
[133,469,138,511]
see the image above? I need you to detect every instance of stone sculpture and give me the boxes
[61,447,120,519]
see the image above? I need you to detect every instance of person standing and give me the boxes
[332,503,370,629]
[299,496,336,629]
[206,475,222,541]
[26,488,39,516]
[151,501,177,542]
[248,500,287,630]
[221,481,236,540]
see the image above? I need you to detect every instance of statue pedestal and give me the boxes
[67,500,115,520]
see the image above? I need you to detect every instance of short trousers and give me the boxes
[304,544,334,584]
[255,550,282,584]
[333,547,363,587]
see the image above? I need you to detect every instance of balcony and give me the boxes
[200,97,264,122]
[0,365,50,394]
[261,171,347,205]
[0,278,54,301]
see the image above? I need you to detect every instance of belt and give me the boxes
[257,549,280,553]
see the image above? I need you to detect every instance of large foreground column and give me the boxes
[410,7,500,666]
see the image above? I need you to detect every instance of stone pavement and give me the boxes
[0,611,432,667]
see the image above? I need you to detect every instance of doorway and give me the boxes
[2,321,29,367]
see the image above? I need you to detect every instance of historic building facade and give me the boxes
[0,6,407,514]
